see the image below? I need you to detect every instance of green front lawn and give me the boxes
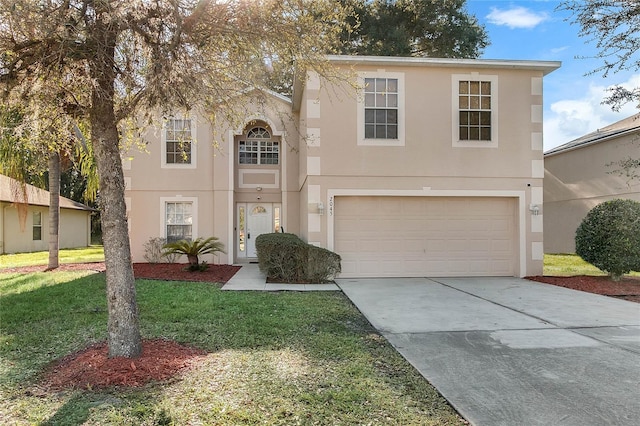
[0,246,105,269]
[0,271,464,425]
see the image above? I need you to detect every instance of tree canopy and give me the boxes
[338,0,488,58]
[1,0,351,358]
[559,0,640,111]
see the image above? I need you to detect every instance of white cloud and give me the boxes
[486,6,548,29]
[544,74,640,150]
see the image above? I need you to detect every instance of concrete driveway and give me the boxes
[337,277,640,426]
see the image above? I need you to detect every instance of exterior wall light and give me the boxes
[318,202,325,215]
[530,204,540,216]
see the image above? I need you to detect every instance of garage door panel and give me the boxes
[335,196,517,277]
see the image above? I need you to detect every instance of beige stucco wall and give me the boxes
[1,204,91,254]
[124,93,300,263]
[296,63,549,277]
[544,135,640,253]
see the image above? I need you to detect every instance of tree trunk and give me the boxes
[47,151,60,270]
[90,16,142,358]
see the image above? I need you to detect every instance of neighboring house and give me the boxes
[544,113,640,254]
[124,55,560,277]
[0,174,93,254]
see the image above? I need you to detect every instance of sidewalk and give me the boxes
[221,264,340,291]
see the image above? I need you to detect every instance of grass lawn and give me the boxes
[0,246,105,269]
[0,270,464,425]
[544,254,640,277]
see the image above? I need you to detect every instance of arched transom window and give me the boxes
[239,126,279,165]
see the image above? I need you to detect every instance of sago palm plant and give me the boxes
[163,237,226,268]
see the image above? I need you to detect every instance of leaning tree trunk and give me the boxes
[47,151,60,270]
[89,15,142,358]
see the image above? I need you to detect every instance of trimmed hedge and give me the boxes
[255,233,341,283]
[575,199,640,280]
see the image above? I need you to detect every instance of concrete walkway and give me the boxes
[221,264,340,291]
[338,277,640,426]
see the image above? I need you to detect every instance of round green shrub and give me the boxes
[575,199,640,280]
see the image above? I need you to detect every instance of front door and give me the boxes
[237,203,273,259]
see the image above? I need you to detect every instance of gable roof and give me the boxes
[0,174,94,211]
[545,113,640,157]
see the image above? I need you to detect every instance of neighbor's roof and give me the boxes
[545,113,640,157]
[0,174,94,211]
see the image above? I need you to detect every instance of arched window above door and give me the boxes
[239,126,279,165]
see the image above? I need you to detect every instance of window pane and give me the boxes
[364,93,375,107]
[459,127,469,140]
[481,81,491,95]
[470,111,480,125]
[375,78,386,92]
[459,111,469,125]
[480,127,491,141]
[365,109,375,123]
[365,124,375,138]
[481,96,491,109]
[33,226,41,241]
[387,78,398,92]
[387,94,398,107]
[470,81,480,94]
[376,93,386,107]
[459,96,468,109]
[33,212,41,226]
[387,125,398,139]
[480,111,491,125]
[375,109,386,123]
[469,127,480,140]
[470,96,480,109]
[376,125,386,138]
[364,78,374,91]
[387,109,397,124]
[459,81,469,94]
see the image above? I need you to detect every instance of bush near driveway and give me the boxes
[575,199,640,281]
[255,233,341,283]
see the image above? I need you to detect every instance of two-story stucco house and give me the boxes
[124,55,560,278]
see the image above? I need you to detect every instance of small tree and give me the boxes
[575,199,640,281]
[163,237,226,269]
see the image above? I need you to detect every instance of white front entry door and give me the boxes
[242,203,273,258]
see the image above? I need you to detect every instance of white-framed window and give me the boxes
[452,74,498,148]
[238,127,279,165]
[357,72,405,146]
[161,117,197,168]
[160,197,198,243]
[32,211,42,241]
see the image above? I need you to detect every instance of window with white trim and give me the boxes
[165,201,193,243]
[357,72,405,146]
[364,78,398,139]
[452,74,498,148]
[238,127,279,165]
[33,211,42,241]
[165,118,192,164]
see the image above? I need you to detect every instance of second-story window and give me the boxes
[458,80,492,141]
[364,78,399,139]
[166,118,192,164]
[239,127,279,165]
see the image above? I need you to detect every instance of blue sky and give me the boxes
[466,0,639,150]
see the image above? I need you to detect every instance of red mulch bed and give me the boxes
[528,275,640,303]
[133,263,240,284]
[40,339,207,391]
[2,262,240,284]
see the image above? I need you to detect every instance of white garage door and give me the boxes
[334,196,517,277]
